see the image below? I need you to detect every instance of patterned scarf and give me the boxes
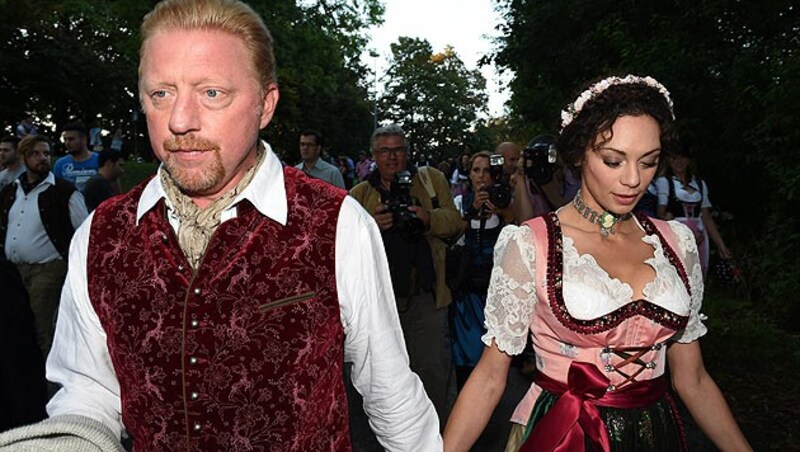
[160,149,264,270]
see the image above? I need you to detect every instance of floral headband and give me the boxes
[559,74,675,131]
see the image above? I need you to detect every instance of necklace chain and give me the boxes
[572,189,631,236]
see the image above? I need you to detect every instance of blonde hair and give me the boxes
[139,0,276,88]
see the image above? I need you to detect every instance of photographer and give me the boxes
[350,124,463,422]
[511,134,580,222]
[450,151,515,390]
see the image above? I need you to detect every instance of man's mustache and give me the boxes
[163,135,220,152]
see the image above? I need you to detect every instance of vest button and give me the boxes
[161,233,168,243]
[190,319,199,328]
[194,288,201,296]
[190,391,199,400]
[189,356,198,365]
[178,264,185,272]
[193,422,202,432]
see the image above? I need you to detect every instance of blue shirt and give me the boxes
[53,152,100,192]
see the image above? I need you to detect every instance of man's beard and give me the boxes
[26,162,50,179]
[162,135,225,194]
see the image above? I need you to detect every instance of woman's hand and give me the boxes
[472,187,491,213]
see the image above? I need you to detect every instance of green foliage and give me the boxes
[0,0,380,163]
[493,0,800,330]
[379,37,488,157]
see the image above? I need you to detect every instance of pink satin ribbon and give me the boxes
[519,361,667,452]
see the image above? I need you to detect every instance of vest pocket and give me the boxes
[258,291,316,312]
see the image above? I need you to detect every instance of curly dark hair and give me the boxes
[557,79,677,173]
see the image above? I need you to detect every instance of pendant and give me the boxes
[598,211,617,235]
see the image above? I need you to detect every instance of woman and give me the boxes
[655,146,731,276]
[443,75,750,451]
[450,152,471,198]
[450,151,515,390]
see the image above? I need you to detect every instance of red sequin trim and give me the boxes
[543,213,690,334]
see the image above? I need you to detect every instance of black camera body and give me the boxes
[386,170,425,241]
[523,141,558,185]
[487,155,512,209]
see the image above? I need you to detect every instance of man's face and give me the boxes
[24,142,51,178]
[107,159,125,181]
[0,142,17,166]
[372,134,408,181]
[63,131,87,155]
[299,134,321,162]
[496,144,520,176]
[139,29,278,198]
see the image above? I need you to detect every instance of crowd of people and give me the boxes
[0,0,751,451]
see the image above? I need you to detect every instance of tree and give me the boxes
[378,37,488,157]
[0,0,382,161]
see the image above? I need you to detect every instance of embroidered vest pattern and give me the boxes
[87,167,351,451]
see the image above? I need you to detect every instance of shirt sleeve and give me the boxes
[655,176,669,206]
[481,224,538,355]
[68,190,89,229]
[46,211,124,439]
[700,180,712,209]
[668,220,708,343]
[335,196,442,451]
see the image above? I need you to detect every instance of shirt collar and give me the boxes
[136,141,288,226]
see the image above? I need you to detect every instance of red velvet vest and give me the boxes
[87,167,351,451]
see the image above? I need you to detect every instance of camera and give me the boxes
[487,155,512,209]
[385,170,425,241]
[523,141,558,185]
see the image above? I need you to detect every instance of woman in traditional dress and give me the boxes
[450,151,515,390]
[443,75,751,451]
[655,145,731,276]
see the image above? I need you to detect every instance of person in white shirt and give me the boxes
[0,1,439,451]
[0,134,87,359]
[0,135,25,189]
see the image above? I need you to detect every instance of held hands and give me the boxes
[407,205,431,227]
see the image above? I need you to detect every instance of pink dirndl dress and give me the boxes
[482,213,708,451]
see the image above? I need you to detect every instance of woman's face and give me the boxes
[580,114,662,215]
[469,156,491,192]
[668,154,690,175]
[460,154,470,168]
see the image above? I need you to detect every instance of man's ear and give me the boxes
[259,83,280,129]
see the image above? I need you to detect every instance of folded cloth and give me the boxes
[0,414,124,452]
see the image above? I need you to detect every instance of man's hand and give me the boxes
[407,205,431,227]
[373,204,394,231]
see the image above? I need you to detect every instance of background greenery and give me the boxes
[2,1,797,447]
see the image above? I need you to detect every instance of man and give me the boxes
[495,141,520,177]
[294,129,345,188]
[350,124,463,422]
[0,135,25,188]
[355,150,373,181]
[83,150,125,212]
[511,134,578,222]
[0,1,438,451]
[15,115,38,139]
[0,134,88,359]
[53,120,100,192]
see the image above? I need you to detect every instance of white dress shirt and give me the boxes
[46,144,441,451]
[4,172,88,264]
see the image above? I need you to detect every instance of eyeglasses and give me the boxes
[375,146,407,157]
[299,142,319,148]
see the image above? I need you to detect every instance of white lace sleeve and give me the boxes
[669,220,708,343]
[481,224,538,355]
